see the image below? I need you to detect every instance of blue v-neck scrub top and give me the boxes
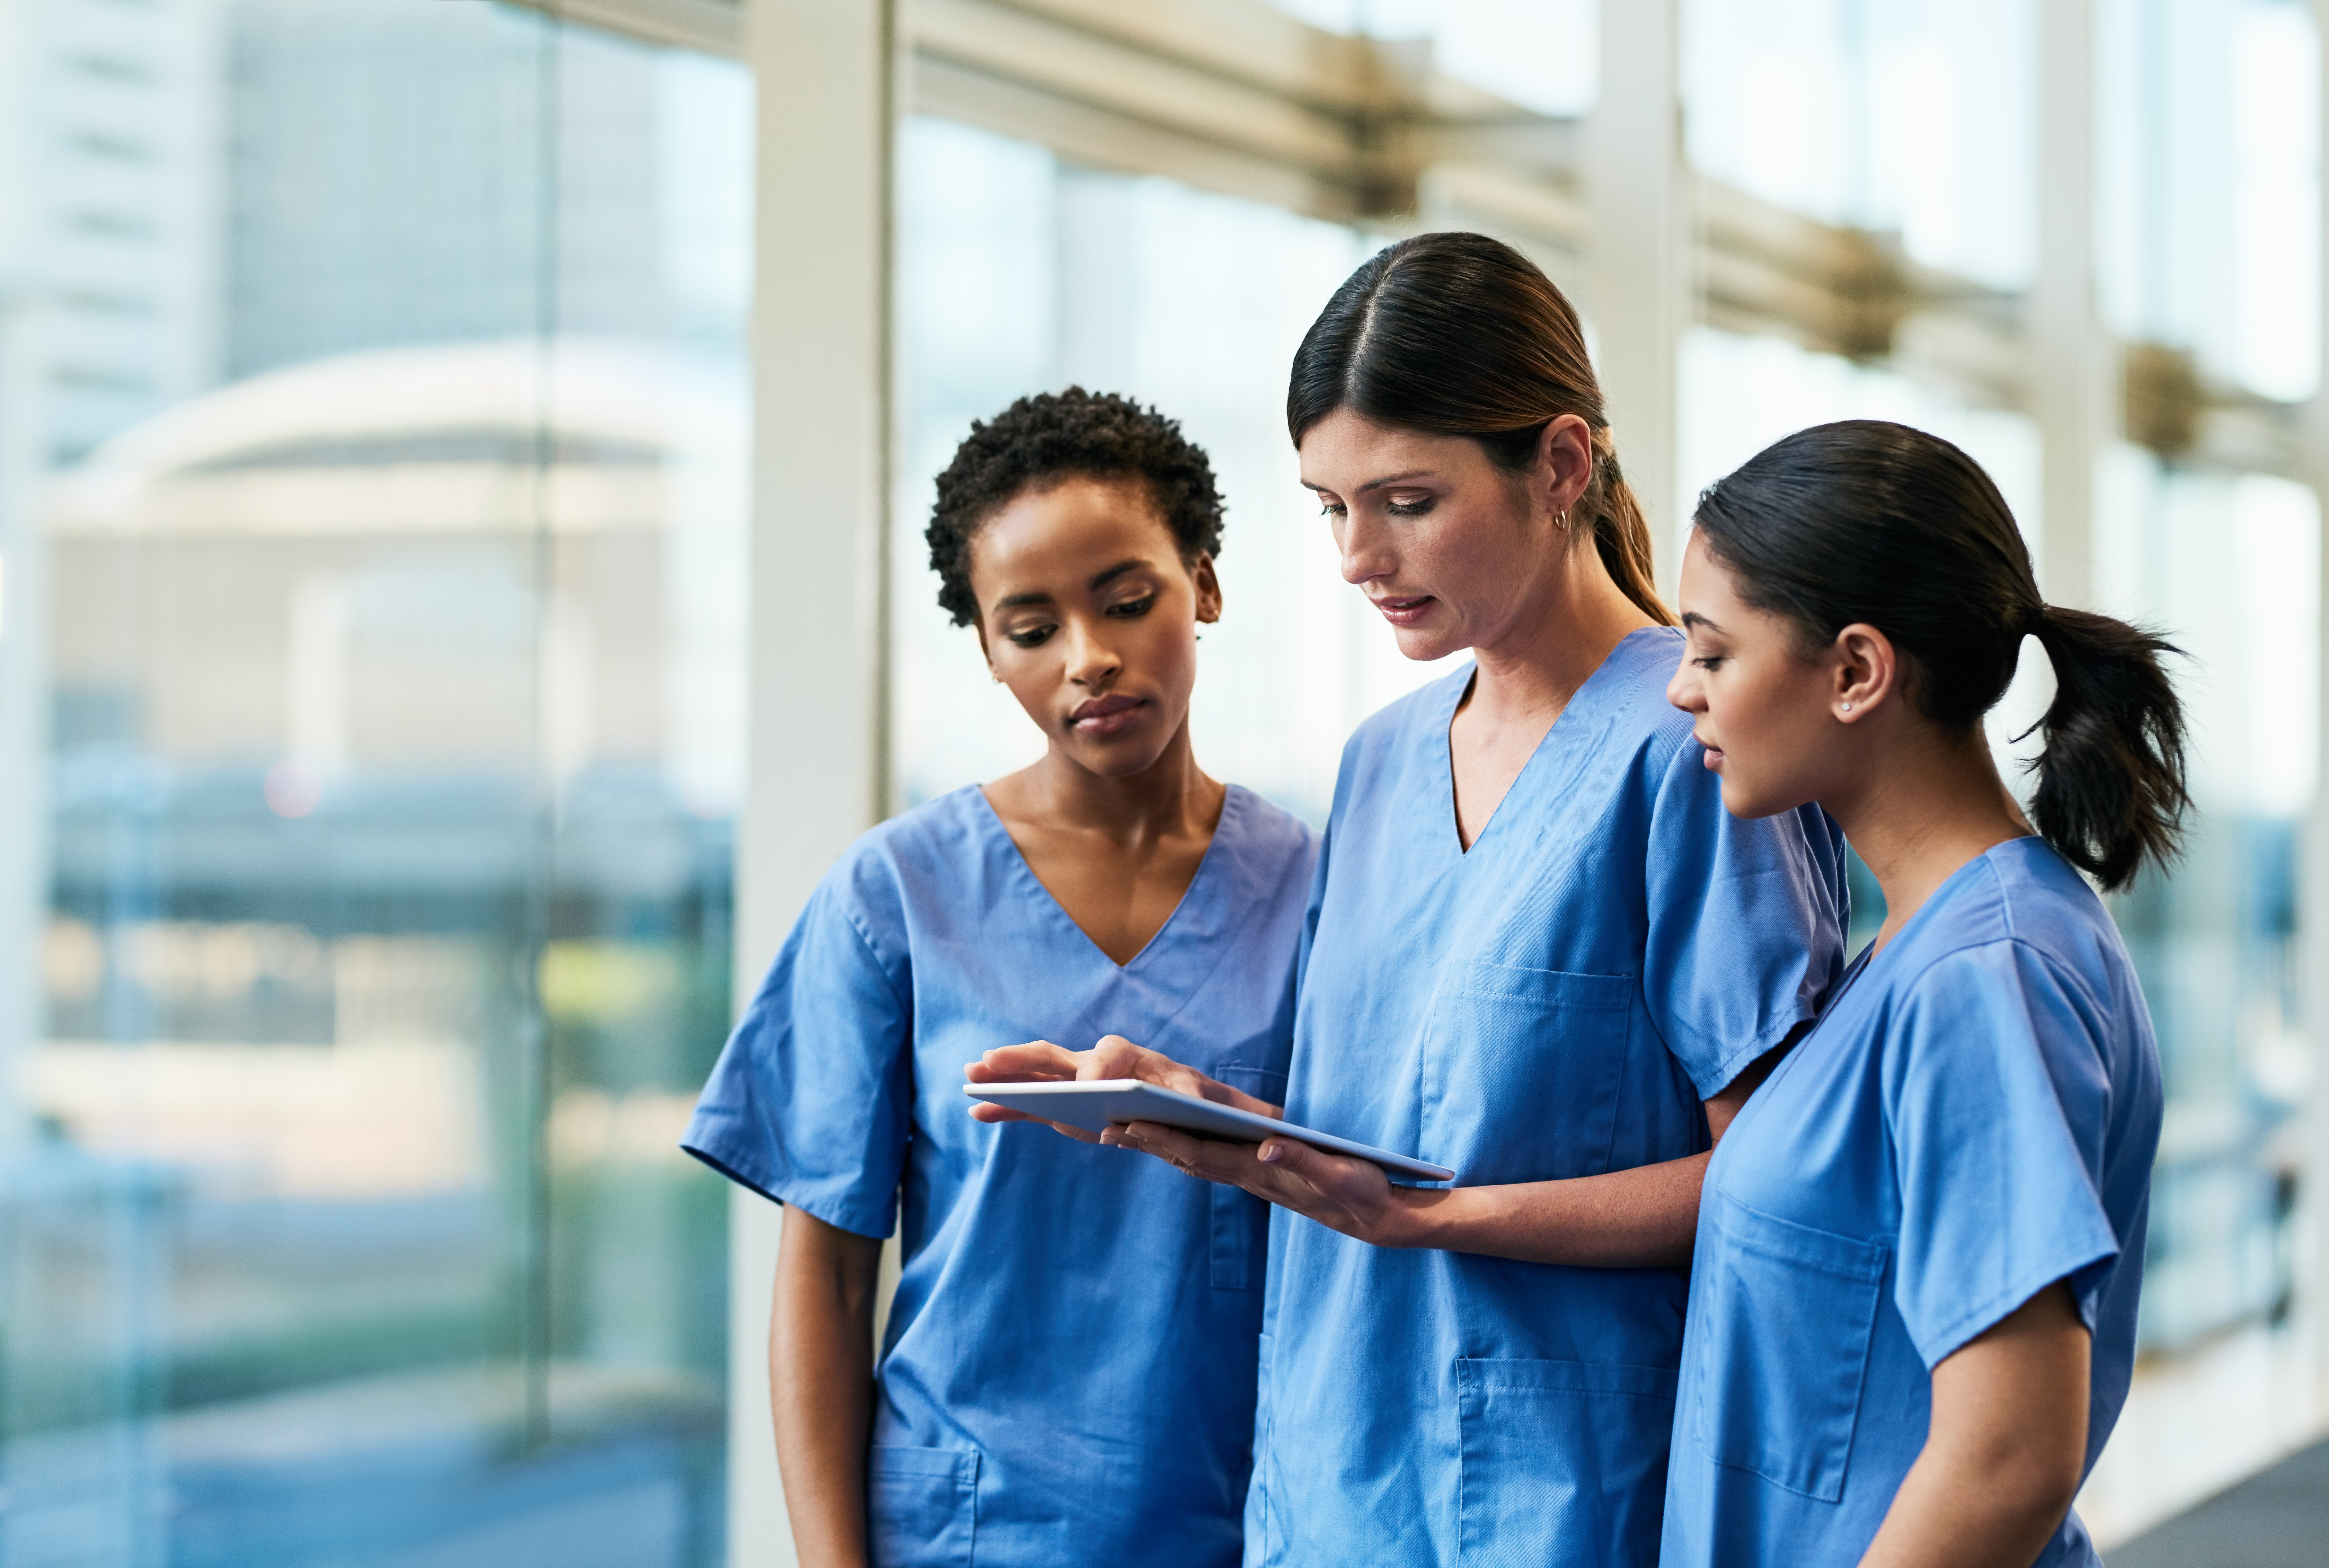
[1249,627,1849,1568]
[1660,837,2163,1568]
[683,784,1319,1568]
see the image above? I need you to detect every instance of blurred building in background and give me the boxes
[0,1,748,1563]
[0,0,2323,1564]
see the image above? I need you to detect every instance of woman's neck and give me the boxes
[1827,728,2031,954]
[1014,723,1222,847]
[1465,545,1656,729]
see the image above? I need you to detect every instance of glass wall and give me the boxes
[1264,0,1598,116]
[2093,0,2322,1349]
[0,3,747,1563]
[894,117,1455,825]
[1677,0,2324,1354]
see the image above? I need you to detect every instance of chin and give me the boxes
[1718,773,1811,823]
[1062,734,1173,779]
[1392,625,1464,664]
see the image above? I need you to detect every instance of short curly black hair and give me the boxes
[927,387,1227,627]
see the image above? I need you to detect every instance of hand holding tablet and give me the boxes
[964,1079,1455,1183]
[965,1035,1455,1183]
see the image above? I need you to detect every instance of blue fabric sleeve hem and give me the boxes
[1913,1242,2119,1370]
[679,1139,898,1240]
[1684,999,1821,1102]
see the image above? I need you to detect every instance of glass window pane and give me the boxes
[896,117,1458,824]
[2090,0,2322,1352]
[1683,0,2037,288]
[1261,0,1597,115]
[4,4,748,1561]
[2098,0,2321,399]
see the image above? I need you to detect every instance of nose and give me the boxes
[1337,513,1388,587]
[1665,656,1704,714]
[1064,615,1122,690]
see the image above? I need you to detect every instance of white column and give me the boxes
[732,0,897,1562]
[1589,0,1686,596]
[2031,0,2105,608]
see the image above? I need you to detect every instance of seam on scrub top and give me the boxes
[1686,996,1820,1102]
[1912,1239,2119,1371]
[838,899,912,1016]
[1135,793,1298,1042]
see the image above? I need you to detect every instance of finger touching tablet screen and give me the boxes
[963,1080,1455,1183]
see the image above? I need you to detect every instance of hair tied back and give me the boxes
[1691,419,2189,893]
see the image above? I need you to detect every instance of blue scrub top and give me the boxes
[1659,837,2163,1568]
[683,784,1319,1568]
[1251,627,1848,1568]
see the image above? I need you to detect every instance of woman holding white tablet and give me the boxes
[682,390,1317,1568]
[1658,422,2171,1568]
[978,234,1848,1566]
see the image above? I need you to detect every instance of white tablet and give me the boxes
[963,1079,1455,1183]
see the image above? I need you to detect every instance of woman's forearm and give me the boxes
[771,1206,884,1568]
[1382,1152,1710,1267]
[1360,1040,1793,1268]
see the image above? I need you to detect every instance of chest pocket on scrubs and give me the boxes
[1692,1190,1888,1502]
[1209,1065,1287,1290]
[1424,963,1633,1184]
[1455,1356,1678,1568]
[868,1444,979,1567]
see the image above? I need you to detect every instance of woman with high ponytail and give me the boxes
[1662,419,2175,1568]
[980,233,1851,1566]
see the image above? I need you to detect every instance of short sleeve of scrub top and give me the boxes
[682,871,913,1237]
[1660,838,2163,1568]
[1250,627,1849,1568]
[685,785,1320,1568]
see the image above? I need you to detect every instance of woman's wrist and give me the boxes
[1373,1182,1457,1249]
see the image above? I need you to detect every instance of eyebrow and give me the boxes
[1301,469,1436,495]
[991,558,1153,612]
[1679,611,1725,632]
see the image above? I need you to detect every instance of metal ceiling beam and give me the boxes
[501,0,743,55]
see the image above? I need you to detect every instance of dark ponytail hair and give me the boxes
[1693,419,2189,893]
[1287,231,1672,625]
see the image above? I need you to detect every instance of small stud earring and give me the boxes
[1841,702,1853,713]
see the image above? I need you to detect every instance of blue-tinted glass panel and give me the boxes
[2,3,748,1562]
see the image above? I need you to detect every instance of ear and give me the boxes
[1189,553,1223,624]
[1534,415,1596,521]
[1830,623,1900,722]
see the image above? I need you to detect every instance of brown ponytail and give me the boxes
[1286,231,1673,625]
[1585,428,1667,624]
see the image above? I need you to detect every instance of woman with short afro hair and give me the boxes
[685,387,1318,1568]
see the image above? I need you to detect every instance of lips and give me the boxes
[1069,693,1146,736]
[1695,733,1725,769]
[1369,593,1436,627]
